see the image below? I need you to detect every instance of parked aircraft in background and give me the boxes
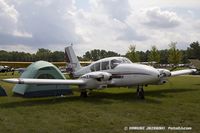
[0,61,91,68]
[0,65,10,72]
[2,46,197,99]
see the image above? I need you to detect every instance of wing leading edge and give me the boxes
[2,78,86,85]
[170,69,197,77]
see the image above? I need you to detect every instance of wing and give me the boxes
[170,69,197,77]
[157,68,197,78]
[2,71,112,89]
[2,78,86,85]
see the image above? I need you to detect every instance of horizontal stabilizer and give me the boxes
[2,78,86,85]
[170,69,197,77]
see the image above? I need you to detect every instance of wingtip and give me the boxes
[1,78,18,83]
[193,69,197,72]
[192,69,198,74]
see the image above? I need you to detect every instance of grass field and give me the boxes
[0,73,199,133]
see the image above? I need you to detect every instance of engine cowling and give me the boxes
[97,73,112,81]
[158,69,171,77]
[153,69,171,85]
[81,71,112,81]
[80,72,112,89]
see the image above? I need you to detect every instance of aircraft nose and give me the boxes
[142,65,159,76]
[153,69,160,79]
[146,67,160,80]
[138,65,160,83]
[135,64,160,81]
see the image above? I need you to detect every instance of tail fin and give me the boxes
[65,45,82,73]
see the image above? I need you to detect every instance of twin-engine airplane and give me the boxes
[2,46,197,99]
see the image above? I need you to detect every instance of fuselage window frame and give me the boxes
[101,61,110,70]
[111,59,122,69]
[90,64,95,72]
[95,62,101,71]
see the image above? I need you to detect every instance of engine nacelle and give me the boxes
[80,72,112,89]
[158,69,171,77]
[98,72,112,81]
[81,71,112,81]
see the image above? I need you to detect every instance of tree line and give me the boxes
[126,41,200,65]
[0,48,65,62]
[0,41,199,64]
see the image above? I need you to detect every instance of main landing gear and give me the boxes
[137,85,145,99]
[80,91,88,97]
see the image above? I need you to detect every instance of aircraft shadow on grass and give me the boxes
[0,88,198,109]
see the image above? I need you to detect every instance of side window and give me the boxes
[101,61,109,70]
[111,59,122,69]
[95,62,100,71]
[90,64,95,72]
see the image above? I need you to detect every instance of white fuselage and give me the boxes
[108,64,160,86]
[72,57,160,87]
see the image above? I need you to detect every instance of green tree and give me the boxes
[136,51,145,62]
[83,49,120,61]
[168,42,182,65]
[0,50,10,61]
[148,45,160,63]
[51,51,65,62]
[187,41,200,59]
[126,45,139,62]
[83,51,92,61]
[100,50,107,58]
[91,49,101,61]
[159,49,169,64]
[0,49,68,62]
[107,51,120,57]
[36,48,52,61]
[180,50,189,64]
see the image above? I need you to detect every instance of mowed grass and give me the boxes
[0,73,199,133]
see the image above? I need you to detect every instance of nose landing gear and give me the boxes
[137,85,144,99]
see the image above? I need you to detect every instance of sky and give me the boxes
[0,0,199,56]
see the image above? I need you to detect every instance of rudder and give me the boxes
[65,45,81,73]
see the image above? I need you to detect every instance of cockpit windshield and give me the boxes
[110,58,131,69]
[90,57,132,71]
[122,58,131,63]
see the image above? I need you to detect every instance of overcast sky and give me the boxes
[0,0,199,56]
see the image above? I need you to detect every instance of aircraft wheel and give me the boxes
[80,91,88,97]
[139,88,145,99]
[137,86,145,99]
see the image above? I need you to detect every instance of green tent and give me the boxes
[13,61,72,97]
[0,86,7,96]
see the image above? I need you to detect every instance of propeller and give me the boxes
[156,69,172,85]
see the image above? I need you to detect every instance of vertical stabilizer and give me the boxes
[65,45,81,73]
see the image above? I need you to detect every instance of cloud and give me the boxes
[0,0,199,56]
[142,7,182,28]
[72,0,147,54]
[0,0,82,47]
[93,0,131,21]
[0,44,35,53]
[0,0,19,34]
[116,26,148,41]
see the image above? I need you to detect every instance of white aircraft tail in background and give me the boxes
[65,45,82,78]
